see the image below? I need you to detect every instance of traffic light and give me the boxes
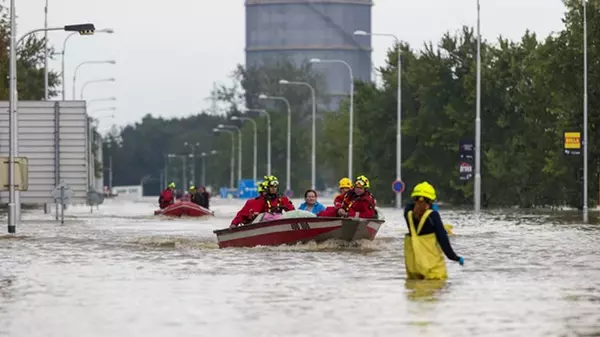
[64,23,96,35]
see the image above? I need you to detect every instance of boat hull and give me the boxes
[213,217,384,248]
[154,201,213,217]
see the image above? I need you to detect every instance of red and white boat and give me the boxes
[213,211,385,248]
[154,201,213,217]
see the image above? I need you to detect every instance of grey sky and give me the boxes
[19,0,568,133]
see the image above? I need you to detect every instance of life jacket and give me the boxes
[340,190,374,211]
[404,209,447,280]
[264,194,283,213]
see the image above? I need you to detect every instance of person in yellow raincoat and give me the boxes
[404,181,464,280]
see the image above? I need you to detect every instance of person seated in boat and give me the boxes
[403,181,464,280]
[158,182,176,209]
[334,177,353,207]
[298,189,326,215]
[257,175,295,214]
[230,181,268,228]
[197,185,210,209]
[317,175,376,219]
[186,185,207,208]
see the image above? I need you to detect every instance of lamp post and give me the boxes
[259,94,291,191]
[61,29,114,100]
[583,0,589,222]
[354,29,402,209]
[86,97,116,108]
[80,77,116,100]
[72,60,116,100]
[474,0,482,215]
[310,58,354,179]
[89,107,116,114]
[242,107,271,177]
[200,150,218,186]
[219,124,242,184]
[184,141,200,186]
[279,80,316,190]
[213,128,235,189]
[8,20,96,233]
[231,116,258,182]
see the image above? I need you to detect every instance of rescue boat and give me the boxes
[213,209,385,248]
[154,201,213,217]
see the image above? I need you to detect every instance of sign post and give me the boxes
[459,140,475,181]
[392,179,405,194]
[51,181,73,224]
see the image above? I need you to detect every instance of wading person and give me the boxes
[404,181,464,280]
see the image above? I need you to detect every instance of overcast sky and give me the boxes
[18,0,568,132]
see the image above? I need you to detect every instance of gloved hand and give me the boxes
[458,256,464,266]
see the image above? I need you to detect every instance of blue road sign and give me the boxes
[392,179,405,193]
[238,179,259,199]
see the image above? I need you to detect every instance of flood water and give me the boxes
[0,197,599,337]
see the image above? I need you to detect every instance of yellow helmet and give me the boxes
[411,181,436,201]
[263,175,279,187]
[354,175,370,189]
[189,185,196,192]
[257,181,267,193]
[168,182,176,189]
[338,177,353,189]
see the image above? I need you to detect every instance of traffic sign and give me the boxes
[87,191,105,206]
[238,179,258,199]
[51,181,73,204]
[392,179,405,193]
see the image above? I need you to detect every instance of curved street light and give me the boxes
[310,58,355,180]
[231,115,258,182]
[218,124,242,183]
[73,61,116,99]
[258,95,291,191]
[61,28,114,100]
[279,79,316,190]
[213,128,235,188]
[80,77,116,100]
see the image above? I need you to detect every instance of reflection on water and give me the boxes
[0,198,599,337]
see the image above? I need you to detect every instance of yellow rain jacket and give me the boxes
[404,209,448,280]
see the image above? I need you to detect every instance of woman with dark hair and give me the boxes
[298,189,326,215]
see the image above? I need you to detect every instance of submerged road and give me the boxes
[0,197,599,336]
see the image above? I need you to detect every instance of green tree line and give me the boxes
[104,0,597,207]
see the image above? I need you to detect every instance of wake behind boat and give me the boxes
[213,209,385,248]
[154,200,213,217]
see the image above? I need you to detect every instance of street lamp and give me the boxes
[184,141,200,188]
[213,128,235,189]
[89,107,116,114]
[354,29,403,209]
[278,79,317,190]
[80,78,116,100]
[231,116,258,182]
[61,28,114,100]
[242,107,271,177]
[87,97,116,108]
[219,124,242,184]
[583,0,589,222]
[258,94,291,192]
[72,60,116,100]
[200,150,218,186]
[310,58,355,179]
[7,19,96,233]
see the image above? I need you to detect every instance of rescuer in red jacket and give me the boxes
[334,177,353,207]
[318,175,377,219]
[230,181,268,227]
[230,176,295,227]
[158,182,176,209]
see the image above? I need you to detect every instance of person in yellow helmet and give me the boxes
[158,182,176,209]
[318,175,376,218]
[404,181,464,280]
[334,177,353,208]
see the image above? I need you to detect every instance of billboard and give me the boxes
[0,101,88,205]
[459,139,474,181]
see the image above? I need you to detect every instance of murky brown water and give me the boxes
[0,199,599,337]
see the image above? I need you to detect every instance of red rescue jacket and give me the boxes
[230,197,263,226]
[158,188,174,209]
[333,193,345,208]
[256,193,295,214]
